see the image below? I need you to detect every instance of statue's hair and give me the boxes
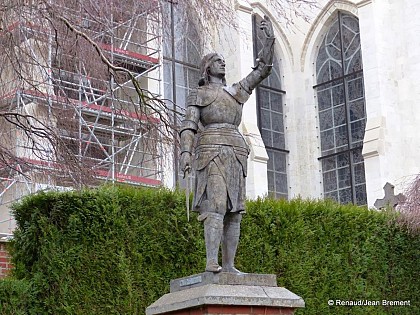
[198,53,226,86]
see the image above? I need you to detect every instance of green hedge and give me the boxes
[0,278,32,315]
[240,198,419,314]
[1,186,419,314]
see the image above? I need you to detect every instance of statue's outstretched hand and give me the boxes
[260,15,274,38]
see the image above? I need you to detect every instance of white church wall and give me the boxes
[360,0,420,206]
[278,0,420,207]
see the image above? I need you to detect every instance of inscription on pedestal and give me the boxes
[179,275,202,287]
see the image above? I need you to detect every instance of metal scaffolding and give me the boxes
[0,1,164,232]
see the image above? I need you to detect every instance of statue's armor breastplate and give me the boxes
[194,84,248,153]
[191,84,249,175]
[199,85,242,127]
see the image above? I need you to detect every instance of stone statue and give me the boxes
[179,16,275,273]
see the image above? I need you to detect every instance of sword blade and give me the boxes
[186,175,190,221]
[184,166,191,221]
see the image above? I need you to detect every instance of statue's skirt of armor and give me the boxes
[192,124,249,214]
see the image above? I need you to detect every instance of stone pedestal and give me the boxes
[146,273,304,315]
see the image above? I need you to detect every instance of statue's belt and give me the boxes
[197,125,249,154]
[203,123,237,129]
[195,145,249,157]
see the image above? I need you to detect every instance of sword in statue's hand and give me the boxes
[183,165,191,221]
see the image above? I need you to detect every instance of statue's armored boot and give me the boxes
[203,212,224,273]
[222,213,244,274]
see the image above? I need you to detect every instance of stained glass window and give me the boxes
[253,14,288,199]
[315,12,367,205]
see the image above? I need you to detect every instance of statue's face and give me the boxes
[208,54,225,78]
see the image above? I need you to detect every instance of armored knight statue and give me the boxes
[179,16,275,273]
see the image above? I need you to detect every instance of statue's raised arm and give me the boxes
[241,15,276,92]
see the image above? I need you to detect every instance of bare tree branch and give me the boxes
[397,175,420,235]
[0,0,319,196]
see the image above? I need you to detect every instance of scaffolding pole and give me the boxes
[0,1,164,231]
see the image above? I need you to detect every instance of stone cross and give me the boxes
[374,182,406,209]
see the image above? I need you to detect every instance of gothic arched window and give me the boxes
[162,2,201,110]
[253,14,288,199]
[315,12,367,205]
[162,1,202,185]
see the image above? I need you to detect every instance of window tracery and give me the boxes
[315,12,367,205]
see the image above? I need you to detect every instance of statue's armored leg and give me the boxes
[222,213,244,274]
[200,168,227,273]
[202,212,223,273]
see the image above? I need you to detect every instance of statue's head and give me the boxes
[198,53,226,86]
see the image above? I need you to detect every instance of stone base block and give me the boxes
[146,283,304,315]
[170,272,277,292]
